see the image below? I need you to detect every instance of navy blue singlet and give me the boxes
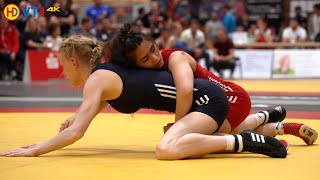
[92,63,229,127]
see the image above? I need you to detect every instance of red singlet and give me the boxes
[161,49,251,130]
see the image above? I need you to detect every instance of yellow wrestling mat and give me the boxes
[0,113,319,180]
[233,79,320,93]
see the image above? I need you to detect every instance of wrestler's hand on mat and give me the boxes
[0,143,39,157]
[163,123,174,134]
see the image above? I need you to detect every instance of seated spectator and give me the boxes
[72,17,93,34]
[96,18,115,42]
[212,28,236,79]
[45,23,63,52]
[86,0,112,26]
[0,13,20,80]
[282,18,307,43]
[180,19,210,70]
[232,25,248,45]
[253,18,275,43]
[155,27,171,50]
[166,22,185,50]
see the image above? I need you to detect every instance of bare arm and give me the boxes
[168,51,195,122]
[224,48,235,61]
[0,71,121,157]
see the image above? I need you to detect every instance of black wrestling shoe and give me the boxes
[234,130,287,158]
[260,106,287,124]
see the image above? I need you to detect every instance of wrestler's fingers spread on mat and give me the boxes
[20,143,37,149]
[1,148,35,157]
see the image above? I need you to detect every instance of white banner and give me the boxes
[235,50,273,79]
[273,50,320,78]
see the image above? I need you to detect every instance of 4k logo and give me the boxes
[46,7,60,12]
[195,95,210,106]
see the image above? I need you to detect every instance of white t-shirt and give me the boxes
[180,28,205,50]
[282,26,307,42]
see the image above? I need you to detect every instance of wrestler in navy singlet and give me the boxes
[92,63,229,127]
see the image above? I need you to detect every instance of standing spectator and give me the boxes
[282,18,307,43]
[86,0,112,26]
[135,7,146,22]
[212,28,236,79]
[0,13,20,80]
[54,0,75,37]
[38,16,47,38]
[253,18,275,43]
[45,23,63,52]
[236,13,251,31]
[22,17,48,50]
[294,6,307,30]
[308,4,320,41]
[141,1,168,39]
[222,4,236,35]
[265,4,283,36]
[205,11,224,41]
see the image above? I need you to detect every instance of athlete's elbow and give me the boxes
[68,128,85,141]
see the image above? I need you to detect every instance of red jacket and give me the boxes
[0,24,19,53]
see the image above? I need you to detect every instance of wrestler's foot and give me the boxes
[234,130,287,158]
[284,123,318,145]
[260,106,286,124]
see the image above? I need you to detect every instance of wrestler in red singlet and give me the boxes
[161,49,251,130]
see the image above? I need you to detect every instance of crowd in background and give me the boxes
[0,0,320,81]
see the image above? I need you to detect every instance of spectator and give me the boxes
[45,22,63,51]
[54,0,75,37]
[141,1,168,39]
[253,18,275,43]
[180,19,210,69]
[265,4,283,35]
[282,18,307,43]
[166,22,185,50]
[294,6,307,30]
[16,0,28,33]
[38,16,47,38]
[205,11,224,41]
[22,17,48,50]
[308,3,320,41]
[96,18,115,42]
[236,13,250,31]
[155,27,171,50]
[222,4,236,34]
[90,18,103,36]
[232,25,248,45]
[75,17,93,34]
[0,13,20,80]
[86,0,112,26]
[135,7,146,22]
[212,28,236,79]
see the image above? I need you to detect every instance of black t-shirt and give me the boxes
[55,8,73,36]
[21,32,44,51]
[213,38,234,56]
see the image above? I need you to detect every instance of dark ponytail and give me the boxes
[109,23,153,67]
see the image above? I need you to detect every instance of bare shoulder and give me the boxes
[168,51,197,71]
[84,70,123,101]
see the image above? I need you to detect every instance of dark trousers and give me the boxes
[212,60,236,78]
